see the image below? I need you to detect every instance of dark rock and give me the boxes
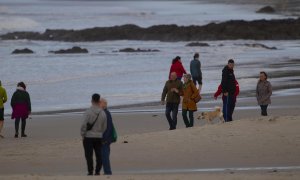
[123,141,128,144]
[256,6,276,13]
[243,43,277,50]
[2,18,300,42]
[12,48,34,54]
[49,46,88,54]
[118,48,160,53]
[186,42,210,47]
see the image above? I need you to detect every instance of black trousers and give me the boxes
[165,103,179,130]
[260,105,268,116]
[83,137,102,174]
[15,117,27,134]
[182,109,194,127]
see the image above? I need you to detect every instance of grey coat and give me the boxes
[256,80,272,105]
[81,105,107,138]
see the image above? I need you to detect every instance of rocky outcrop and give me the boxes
[2,18,300,42]
[49,46,88,54]
[12,48,34,54]
[118,48,160,52]
[186,42,210,47]
[243,43,277,50]
[256,6,276,13]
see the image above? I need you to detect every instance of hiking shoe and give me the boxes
[21,134,27,137]
[14,134,18,138]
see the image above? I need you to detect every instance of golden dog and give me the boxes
[197,106,224,124]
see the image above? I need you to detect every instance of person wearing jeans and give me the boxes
[181,74,198,128]
[81,94,107,176]
[256,72,272,116]
[11,82,31,138]
[161,72,183,130]
[221,59,237,122]
[99,98,114,175]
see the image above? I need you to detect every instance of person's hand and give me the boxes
[173,88,179,93]
[161,101,165,105]
[223,92,228,96]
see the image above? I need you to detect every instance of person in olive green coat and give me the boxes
[0,80,8,138]
[161,72,183,130]
[181,74,198,127]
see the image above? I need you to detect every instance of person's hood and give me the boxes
[222,65,233,73]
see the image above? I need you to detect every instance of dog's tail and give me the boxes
[215,106,221,112]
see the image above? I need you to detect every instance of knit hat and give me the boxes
[183,74,192,80]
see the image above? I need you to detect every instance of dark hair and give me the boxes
[228,59,235,64]
[17,82,26,90]
[172,56,181,64]
[260,71,268,79]
[92,93,101,103]
[194,53,199,59]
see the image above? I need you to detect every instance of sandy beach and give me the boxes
[0,94,300,179]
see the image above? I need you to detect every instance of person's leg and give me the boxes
[93,138,102,175]
[182,109,190,128]
[171,103,179,129]
[189,111,194,127]
[197,76,203,93]
[15,117,21,137]
[227,96,234,122]
[261,105,268,116]
[0,108,4,137]
[265,105,269,116]
[83,138,94,175]
[101,144,112,175]
[21,118,27,137]
[165,103,173,130]
[192,77,197,86]
[223,96,229,122]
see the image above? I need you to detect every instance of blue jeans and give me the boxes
[165,103,179,130]
[223,95,235,122]
[260,105,268,116]
[101,143,112,175]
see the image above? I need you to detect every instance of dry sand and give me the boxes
[0,95,300,179]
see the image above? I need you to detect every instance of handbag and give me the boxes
[111,124,118,143]
[86,113,100,131]
[194,94,202,103]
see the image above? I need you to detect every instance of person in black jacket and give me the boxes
[221,59,236,122]
[99,98,114,175]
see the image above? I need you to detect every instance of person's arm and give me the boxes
[178,81,184,96]
[3,89,7,103]
[190,83,199,99]
[221,68,228,94]
[262,82,272,102]
[101,110,107,134]
[190,61,193,76]
[161,82,168,102]
[214,85,222,99]
[10,92,16,108]
[181,64,187,74]
[235,81,240,97]
[26,92,31,113]
[80,112,90,138]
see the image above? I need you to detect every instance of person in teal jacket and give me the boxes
[0,80,8,138]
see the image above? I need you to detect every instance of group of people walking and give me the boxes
[161,53,273,130]
[0,81,31,138]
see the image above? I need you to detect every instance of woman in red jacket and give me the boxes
[169,56,186,80]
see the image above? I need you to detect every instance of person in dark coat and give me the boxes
[221,59,236,122]
[256,72,272,116]
[99,98,114,175]
[190,53,202,92]
[11,82,31,138]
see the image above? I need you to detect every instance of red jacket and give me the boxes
[214,80,239,101]
[169,61,186,79]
